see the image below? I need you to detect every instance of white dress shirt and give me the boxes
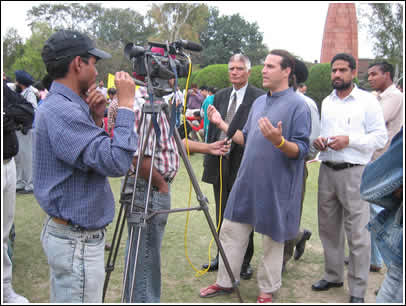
[297,91,320,160]
[319,85,387,165]
[372,84,404,161]
[229,82,249,113]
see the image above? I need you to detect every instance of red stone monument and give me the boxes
[320,3,358,73]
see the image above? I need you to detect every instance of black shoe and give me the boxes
[17,189,34,194]
[349,296,364,303]
[311,279,343,291]
[202,257,218,272]
[104,243,112,251]
[294,229,312,260]
[240,263,253,280]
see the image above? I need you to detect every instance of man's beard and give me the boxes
[332,78,353,90]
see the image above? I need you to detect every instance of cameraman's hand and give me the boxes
[115,71,135,109]
[85,83,107,127]
[209,139,231,156]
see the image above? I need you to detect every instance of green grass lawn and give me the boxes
[11,155,384,303]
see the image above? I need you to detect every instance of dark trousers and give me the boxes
[283,163,308,264]
[213,182,254,266]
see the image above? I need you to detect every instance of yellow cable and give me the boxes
[182,55,224,277]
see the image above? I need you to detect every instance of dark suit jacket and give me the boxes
[202,84,265,187]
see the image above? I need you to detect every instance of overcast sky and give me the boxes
[2,1,376,63]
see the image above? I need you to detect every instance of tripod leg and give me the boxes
[103,173,132,302]
[172,127,243,303]
[124,110,160,303]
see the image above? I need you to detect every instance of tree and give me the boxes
[147,3,209,43]
[3,28,25,78]
[91,8,155,48]
[27,3,103,34]
[11,22,53,81]
[358,3,403,78]
[199,8,268,67]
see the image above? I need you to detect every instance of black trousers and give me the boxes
[283,163,308,264]
[213,180,254,266]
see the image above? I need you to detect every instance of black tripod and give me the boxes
[102,102,243,303]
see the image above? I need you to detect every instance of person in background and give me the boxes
[367,61,404,274]
[311,53,387,303]
[96,79,108,98]
[3,73,31,303]
[297,83,307,94]
[14,70,37,194]
[201,87,217,142]
[282,61,319,273]
[186,83,204,116]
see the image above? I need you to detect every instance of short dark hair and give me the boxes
[107,87,117,96]
[208,87,217,94]
[42,74,54,91]
[331,53,356,71]
[200,85,208,91]
[44,54,91,80]
[368,61,394,81]
[270,49,296,87]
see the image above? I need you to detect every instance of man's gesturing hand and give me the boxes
[258,117,283,147]
[207,105,223,127]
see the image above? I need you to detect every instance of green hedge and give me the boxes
[191,64,231,89]
[306,63,332,111]
[248,65,266,90]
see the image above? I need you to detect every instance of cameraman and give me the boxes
[33,30,138,303]
[3,74,30,303]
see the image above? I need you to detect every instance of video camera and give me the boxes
[124,40,202,97]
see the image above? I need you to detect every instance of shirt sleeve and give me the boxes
[348,98,388,153]
[289,103,311,161]
[49,105,138,177]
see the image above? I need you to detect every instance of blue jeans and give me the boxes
[376,262,403,303]
[123,178,171,303]
[370,203,384,267]
[40,217,106,303]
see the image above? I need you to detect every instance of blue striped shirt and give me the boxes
[33,82,138,229]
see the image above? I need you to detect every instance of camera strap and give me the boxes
[148,91,161,142]
[168,57,179,138]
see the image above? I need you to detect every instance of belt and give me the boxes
[323,161,362,171]
[51,217,90,231]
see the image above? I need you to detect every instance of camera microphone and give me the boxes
[174,40,203,52]
[124,43,145,60]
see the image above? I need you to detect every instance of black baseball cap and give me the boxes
[42,30,111,64]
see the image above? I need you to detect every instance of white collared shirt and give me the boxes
[372,84,404,161]
[319,85,388,165]
[228,83,249,113]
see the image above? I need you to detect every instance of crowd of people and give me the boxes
[2,28,403,304]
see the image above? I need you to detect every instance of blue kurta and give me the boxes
[224,88,311,242]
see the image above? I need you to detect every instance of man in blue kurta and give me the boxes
[199,50,311,303]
